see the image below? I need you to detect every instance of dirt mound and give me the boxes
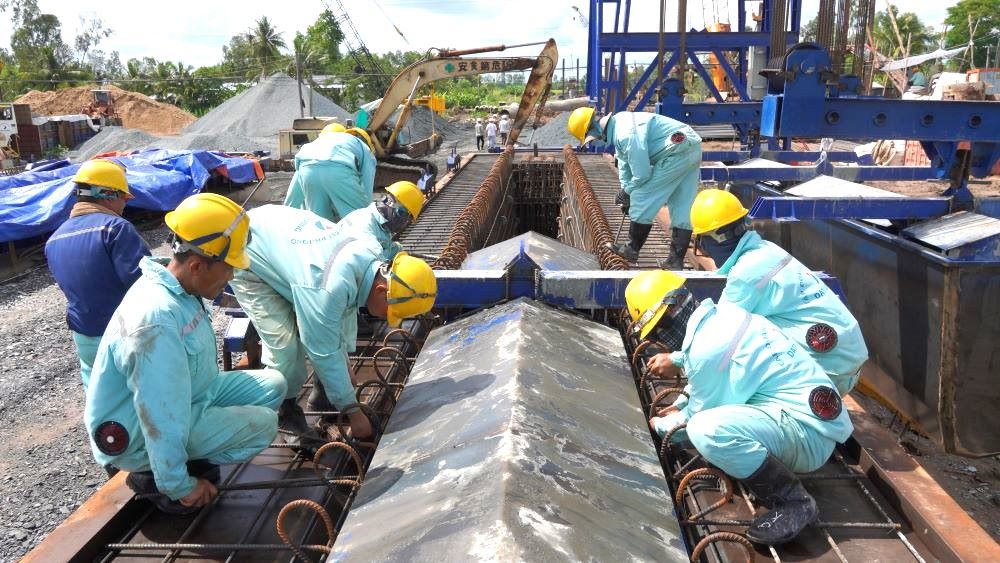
[15,85,195,136]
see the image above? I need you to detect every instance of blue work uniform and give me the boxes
[85,257,286,500]
[716,231,868,395]
[44,203,151,387]
[606,112,702,227]
[653,300,853,479]
[284,132,377,223]
[229,205,383,409]
[337,203,401,261]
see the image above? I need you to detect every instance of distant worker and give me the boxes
[567,107,702,269]
[907,68,928,94]
[228,205,437,448]
[337,180,426,261]
[475,118,485,151]
[284,125,377,223]
[45,159,151,387]
[661,188,866,395]
[85,194,286,515]
[498,114,511,145]
[485,119,498,150]
[627,270,852,545]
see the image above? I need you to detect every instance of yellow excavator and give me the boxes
[364,38,558,188]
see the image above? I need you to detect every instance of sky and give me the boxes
[0,0,958,70]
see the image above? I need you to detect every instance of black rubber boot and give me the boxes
[186,459,221,485]
[277,398,327,451]
[307,380,335,412]
[659,228,694,270]
[743,454,819,545]
[607,222,652,264]
[125,471,200,516]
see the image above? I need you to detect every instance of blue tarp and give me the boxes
[0,149,261,243]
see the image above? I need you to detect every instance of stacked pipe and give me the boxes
[561,146,631,270]
[433,147,515,269]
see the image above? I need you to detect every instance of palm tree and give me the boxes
[247,17,286,82]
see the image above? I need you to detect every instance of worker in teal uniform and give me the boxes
[228,205,437,448]
[649,188,867,395]
[567,107,702,269]
[45,159,151,388]
[627,270,853,545]
[284,125,377,223]
[85,193,287,515]
[337,180,426,261]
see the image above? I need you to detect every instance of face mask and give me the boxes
[649,291,696,352]
[698,235,740,267]
[376,196,412,235]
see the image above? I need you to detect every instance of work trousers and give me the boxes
[291,161,370,223]
[72,331,101,390]
[628,143,700,227]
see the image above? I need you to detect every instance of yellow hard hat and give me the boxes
[345,127,375,152]
[385,181,425,220]
[385,252,436,328]
[690,189,749,235]
[74,159,131,198]
[625,270,687,340]
[165,193,251,270]
[320,122,347,136]
[567,106,596,143]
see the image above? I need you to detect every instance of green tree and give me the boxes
[944,0,1000,70]
[11,13,73,71]
[302,9,344,69]
[73,14,113,64]
[247,16,287,81]
[873,7,935,58]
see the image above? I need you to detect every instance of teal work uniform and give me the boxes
[606,112,702,226]
[284,132,377,223]
[716,231,868,395]
[229,205,383,409]
[85,257,286,500]
[653,300,853,479]
[337,203,402,261]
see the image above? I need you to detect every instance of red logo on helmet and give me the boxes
[94,421,129,456]
[806,323,838,353]
[670,132,686,144]
[809,386,843,421]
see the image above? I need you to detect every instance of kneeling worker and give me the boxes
[627,270,852,544]
[337,180,426,261]
[682,189,868,395]
[85,193,287,515]
[229,205,436,446]
[567,106,702,269]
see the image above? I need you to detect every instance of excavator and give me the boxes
[363,38,558,188]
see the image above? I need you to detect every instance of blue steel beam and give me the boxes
[700,165,939,182]
[701,150,861,163]
[749,197,953,221]
[597,32,800,51]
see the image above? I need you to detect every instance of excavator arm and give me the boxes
[367,39,558,157]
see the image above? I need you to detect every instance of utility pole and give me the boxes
[295,50,305,118]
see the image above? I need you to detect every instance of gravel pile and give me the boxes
[73,127,162,160]
[526,111,577,147]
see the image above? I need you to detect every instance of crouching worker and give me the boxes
[626,270,852,545]
[338,180,426,261]
[283,125,377,223]
[229,205,437,448]
[84,194,287,515]
[687,189,868,395]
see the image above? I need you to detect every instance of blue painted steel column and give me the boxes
[738,0,747,98]
[587,0,602,105]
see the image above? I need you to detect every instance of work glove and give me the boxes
[615,189,630,214]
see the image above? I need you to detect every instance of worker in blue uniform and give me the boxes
[654,188,866,395]
[626,270,853,545]
[85,193,287,515]
[337,180,426,261]
[567,107,702,269]
[229,205,437,448]
[45,159,151,388]
[283,126,377,223]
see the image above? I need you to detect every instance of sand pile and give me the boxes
[15,85,195,135]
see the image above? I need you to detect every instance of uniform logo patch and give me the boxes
[806,323,838,353]
[808,386,843,421]
[94,421,129,456]
[670,132,686,144]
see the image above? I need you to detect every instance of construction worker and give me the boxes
[84,193,287,515]
[567,107,702,269]
[228,205,437,447]
[672,188,867,395]
[45,159,151,387]
[337,180,425,261]
[284,125,377,223]
[627,270,852,545]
